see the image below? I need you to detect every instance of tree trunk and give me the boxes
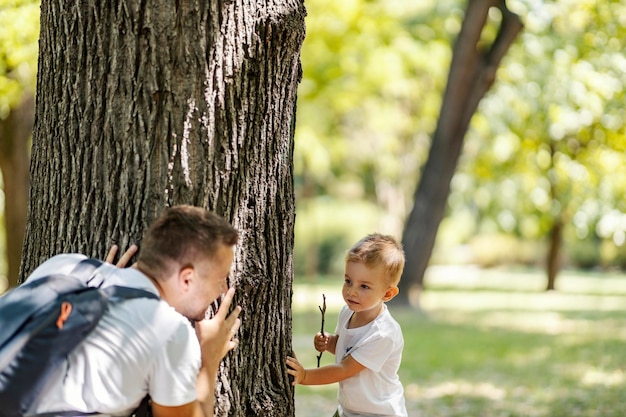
[545,141,563,292]
[393,0,523,308]
[0,94,33,290]
[21,1,305,416]
[546,218,562,291]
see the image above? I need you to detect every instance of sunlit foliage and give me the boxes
[294,0,626,272]
[458,0,626,267]
[0,0,39,119]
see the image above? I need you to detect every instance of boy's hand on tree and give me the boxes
[286,356,305,386]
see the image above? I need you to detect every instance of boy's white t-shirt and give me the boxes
[26,254,201,417]
[334,304,407,417]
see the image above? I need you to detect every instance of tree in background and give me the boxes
[293,0,626,295]
[395,0,523,307]
[453,0,626,290]
[21,1,305,415]
[0,0,38,289]
[293,0,454,275]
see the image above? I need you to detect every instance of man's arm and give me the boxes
[153,288,241,417]
[196,288,241,412]
[149,362,218,417]
[151,401,203,417]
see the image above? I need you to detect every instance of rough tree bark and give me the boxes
[0,94,33,290]
[20,1,305,416]
[393,0,523,308]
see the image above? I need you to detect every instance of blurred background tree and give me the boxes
[1,0,626,297]
[397,0,523,307]
[294,0,452,277]
[456,0,626,290]
[0,0,38,290]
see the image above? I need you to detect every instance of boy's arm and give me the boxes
[286,354,365,386]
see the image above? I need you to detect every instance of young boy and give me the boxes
[287,233,407,417]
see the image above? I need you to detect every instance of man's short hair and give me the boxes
[345,233,405,286]
[137,205,238,278]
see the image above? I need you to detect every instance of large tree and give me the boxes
[20,1,305,416]
[394,0,523,307]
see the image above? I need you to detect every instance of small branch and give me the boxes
[316,294,326,367]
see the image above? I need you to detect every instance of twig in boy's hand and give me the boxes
[316,294,326,367]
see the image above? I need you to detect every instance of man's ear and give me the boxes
[178,266,194,291]
[383,286,399,302]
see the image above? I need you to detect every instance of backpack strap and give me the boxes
[101,285,160,303]
[70,258,104,287]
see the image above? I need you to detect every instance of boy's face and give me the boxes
[342,261,396,313]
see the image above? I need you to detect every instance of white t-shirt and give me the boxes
[334,304,407,417]
[26,254,201,417]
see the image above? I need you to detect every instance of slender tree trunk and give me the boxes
[0,94,33,290]
[393,0,523,308]
[546,218,562,291]
[545,141,563,292]
[22,1,305,416]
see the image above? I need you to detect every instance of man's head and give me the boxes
[136,205,239,320]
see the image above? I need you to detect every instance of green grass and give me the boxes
[292,267,626,417]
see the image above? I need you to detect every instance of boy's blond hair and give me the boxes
[345,233,405,286]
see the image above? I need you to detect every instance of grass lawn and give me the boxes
[291,266,626,417]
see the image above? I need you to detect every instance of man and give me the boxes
[25,205,242,417]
